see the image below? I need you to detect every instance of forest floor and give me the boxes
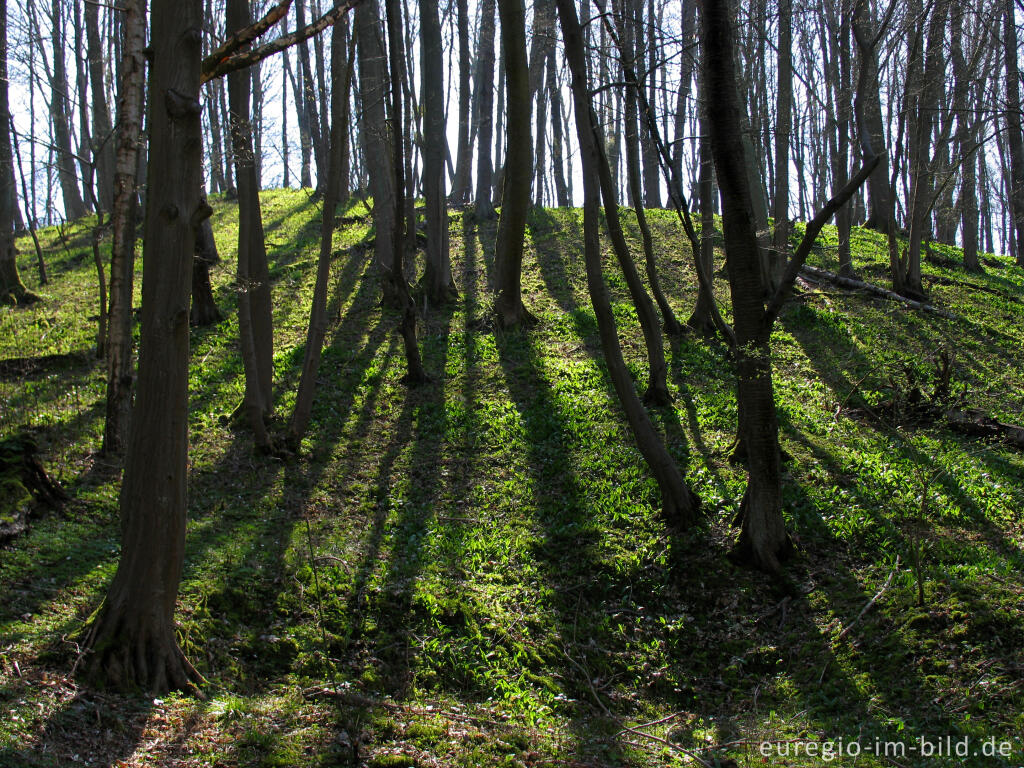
[1,189,1023,767]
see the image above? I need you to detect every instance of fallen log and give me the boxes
[799,264,958,320]
[946,409,1024,450]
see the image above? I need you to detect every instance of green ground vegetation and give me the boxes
[1,189,1022,767]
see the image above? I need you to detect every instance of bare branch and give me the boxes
[201,0,293,77]
[200,0,362,84]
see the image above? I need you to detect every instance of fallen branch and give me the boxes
[835,557,898,643]
[798,264,958,320]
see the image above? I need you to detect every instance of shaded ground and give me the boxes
[1,191,1022,767]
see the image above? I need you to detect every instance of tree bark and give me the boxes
[49,0,88,220]
[450,0,472,203]
[1002,0,1024,265]
[355,0,397,293]
[474,0,497,219]
[227,0,275,450]
[85,0,115,211]
[702,0,791,573]
[288,16,348,445]
[851,0,892,234]
[102,0,147,455]
[493,0,536,328]
[383,0,427,384]
[1,1,36,306]
[420,0,456,303]
[80,0,207,694]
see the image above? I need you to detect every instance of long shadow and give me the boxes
[0,689,153,768]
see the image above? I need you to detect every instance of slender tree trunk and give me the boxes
[556,0,699,528]
[227,0,274,449]
[703,0,791,573]
[547,45,568,206]
[618,0,681,336]
[190,191,221,326]
[1,1,36,305]
[80,0,207,694]
[288,17,348,445]
[102,0,147,455]
[852,0,892,233]
[420,0,456,302]
[770,0,792,285]
[384,0,427,383]
[295,0,326,191]
[492,0,536,328]
[952,6,980,272]
[450,0,472,203]
[1003,0,1024,265]
[85,0,115,210]
[355,0,397,292]
[474,0,497,219]
[49,0,88,220]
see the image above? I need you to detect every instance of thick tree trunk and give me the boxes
[493,0,536,329]
[474,0,497,219]
[103,0,147,455]
[556,0,699,528]
[227,0,274,449]
[702,0,791,573]
[420,0,456,303]
[688,112,717,334]
[80,0,207,694]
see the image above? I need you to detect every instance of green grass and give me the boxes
[1,190,1022,767]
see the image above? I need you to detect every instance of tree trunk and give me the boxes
[770,0,792,285]
[384,0,427,384]
[288,16,348,446]
[1002,0,1024,265]
[904,1,948,299]
[702,0,791,573]
[80,0,207,694]
[952,6,980,272]
[420,0,456,303]
[474,0,497,219]
[618,0,681,336]
[493,0,536,328]
[1,2,36,305]
[190,197,221,326]
[227,0,274,450]
[556,0,699,528]
[102,0,147,455]
[450,0,472,203]
[49,0,88,220]
[295,0,326,191]
[547,46,569,207]
[355,0,397,293]
[85,0,115,211]
[851,0,892,234]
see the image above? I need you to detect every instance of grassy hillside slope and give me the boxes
[1,189,1022,767]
